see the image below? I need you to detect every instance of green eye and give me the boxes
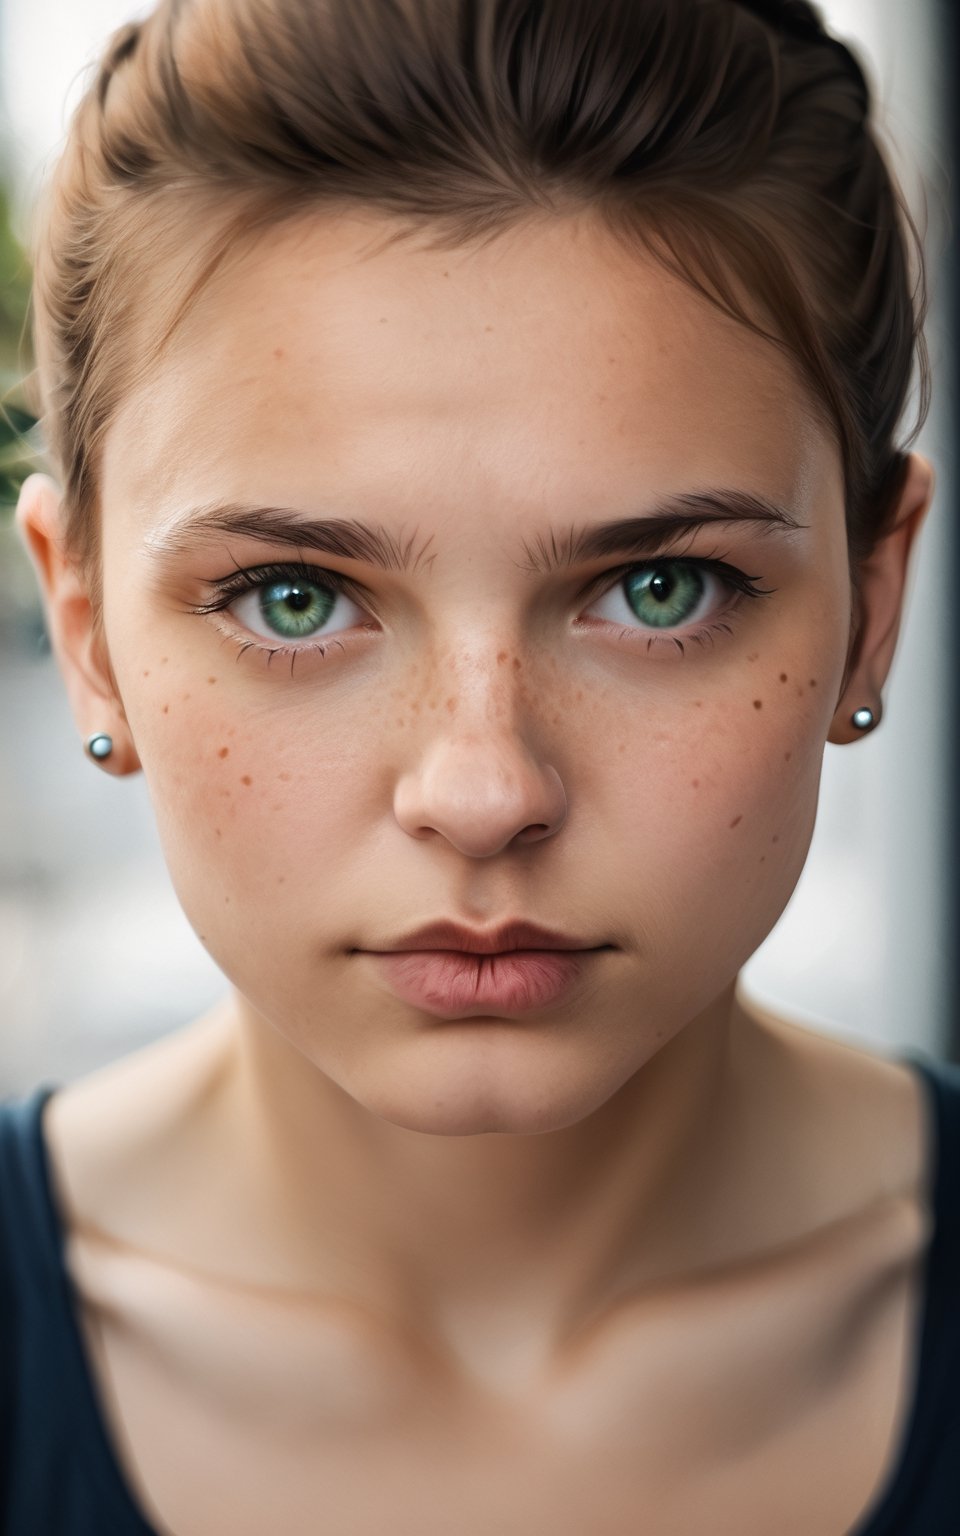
[258,579,338,639]
[622,563,706,629]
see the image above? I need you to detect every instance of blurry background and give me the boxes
[0,0,955,1094]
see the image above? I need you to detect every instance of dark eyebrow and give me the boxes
[517,490,806,574]
[143,504,437,573]
[143,488,804,575]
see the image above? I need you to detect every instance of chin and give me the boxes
[348,1030,631,1138]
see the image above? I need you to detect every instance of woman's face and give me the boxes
[86,210,853,1131]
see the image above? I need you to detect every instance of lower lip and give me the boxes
[365,949,597,1016]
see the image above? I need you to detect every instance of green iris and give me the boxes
[623,562,705,629]
[259,580,337,639]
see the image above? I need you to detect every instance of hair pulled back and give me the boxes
[32,0,931,624]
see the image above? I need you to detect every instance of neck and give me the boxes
[207,981,765,1370]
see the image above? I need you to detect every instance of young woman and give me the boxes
[1,0,956,1531]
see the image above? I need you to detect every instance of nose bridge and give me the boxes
[393,632,567,856]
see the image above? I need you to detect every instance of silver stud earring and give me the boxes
[84,732,114,761]
[851,707,876,731]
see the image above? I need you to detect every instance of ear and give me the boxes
[15,473,141,776]
[828,452,935,745]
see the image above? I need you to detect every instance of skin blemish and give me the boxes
[219,788,232,798]
[142,669,150,677]
[513,657,522,671]
[747,652,759,662]
[779,673,788,682]
[445,697,456,714]
[729,815,743,828]
[162,704,169,714]
[225,896,231,905]
[273,347,284,359]
[753,699,763,709]
[161,657,168,664]
[497,651,509,664]
[484,325,494,332]
[395,717,405,727]
[278,772,292,782]
[760,855,766,863]
[218,747,229,759]
[691,779,700,788]
[241,775,253,786]
[809,679,817,687]
[379,317,388,324]
[214,829,222,838]
[208,676,217,685]
[278,876,286,884]
[772,835,780,844]
[694,700,703,708]
[182,693,192,702]
[784,751,792,762]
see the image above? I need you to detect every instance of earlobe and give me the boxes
[827,451,935,746]
[14,473,142,777]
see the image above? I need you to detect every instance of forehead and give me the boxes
[102,208,834,526]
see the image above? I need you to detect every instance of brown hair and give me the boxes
[31,0,931,627]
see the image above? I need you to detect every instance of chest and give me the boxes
[63,1225,924,1536]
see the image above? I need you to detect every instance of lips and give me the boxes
[377,917,598,954]
[358,917,612,1016]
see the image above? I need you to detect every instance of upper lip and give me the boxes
[369,919,606,954]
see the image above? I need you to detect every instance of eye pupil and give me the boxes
[286,587,312,612]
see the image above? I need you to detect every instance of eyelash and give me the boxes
[188,555,776,674]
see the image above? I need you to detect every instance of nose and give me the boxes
[393,727,568,858]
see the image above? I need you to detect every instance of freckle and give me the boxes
[809,679,817,687]
[272,803,283,812]
[162,704,169,714]
[784,751,792,761]
[552,714,561,725]
[182,693,191,701]
[218,747,229,759]
[795,685,804,697]
[497,651,508,664]
[691,779,700,788]
[484,324,494,332]
[161,657,168,664]
[445,697,456,714]
[396,717,405,727]
[241,775,252,786]
[379,317,388,324]
[278,772,291,782]
[208,676,217,685]
[278,876,286,884]
[214,828,222,838]
[779,673,788,682]
[753,699,763,709]
[760,855,766,863]
[274,346,284,358]
[576,690,583,702]
[428,698,437,709]
[772,835,779,844]
[443,270,449,277]
[729,814,743,828]
[219,788,232,798]
[142,669,150,677]
[411,700,420,713]
[225,896,231,905]
[200,934,207,942]
[747,652,759,662]
[618,742,626,753]
[513,657,521,670]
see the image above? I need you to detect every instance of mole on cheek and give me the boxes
[809,679,817,687]
[162,705,169,714]
[241,775,253,786]
[218,747,229,759]
[779,673,788,683]
[753,700,763,710]
[208,676,217,685]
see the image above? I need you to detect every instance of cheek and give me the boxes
[595,661,831,953]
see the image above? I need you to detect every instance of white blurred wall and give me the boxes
[0,0,950,1091]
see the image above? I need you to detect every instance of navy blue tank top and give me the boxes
[2,1051,959,1534]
